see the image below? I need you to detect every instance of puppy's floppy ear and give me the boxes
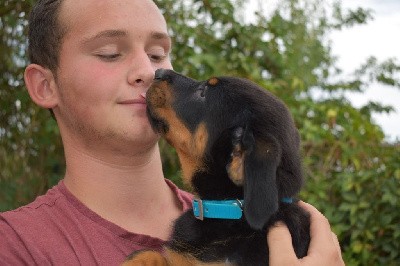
[241,127,281,230]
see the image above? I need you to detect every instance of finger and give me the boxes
[298,201,335,255]
[332,232,342,257]
[267,222,298,266]
[298,201,345,265]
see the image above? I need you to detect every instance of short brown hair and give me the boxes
[28,0,66,74]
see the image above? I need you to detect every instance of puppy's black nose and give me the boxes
[154,68,167,80]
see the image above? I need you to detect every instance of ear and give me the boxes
[24,64,58,109]
[241,127,281,230]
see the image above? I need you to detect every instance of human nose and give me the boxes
[127,53,156,88]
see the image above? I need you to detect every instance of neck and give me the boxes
[62,140,182,239]
[64,142,166,206]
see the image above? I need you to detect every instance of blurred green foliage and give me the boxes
[1,0,399,264]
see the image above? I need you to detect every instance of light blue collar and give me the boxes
[192,197,293,220]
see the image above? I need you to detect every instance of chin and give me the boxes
[127,127,159,145]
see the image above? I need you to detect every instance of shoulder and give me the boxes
[0,181,67,233]
[0,216,33,264]
[0,182,65,264]
[0,182,64,223]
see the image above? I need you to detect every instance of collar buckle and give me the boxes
[193,198,204,220]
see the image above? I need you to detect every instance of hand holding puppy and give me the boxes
[268,201,345,266]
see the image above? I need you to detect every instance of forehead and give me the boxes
[59,0,168,40]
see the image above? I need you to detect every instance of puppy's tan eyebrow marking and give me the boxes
[208,78,219,86]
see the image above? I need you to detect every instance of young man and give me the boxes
[0,0,344,265]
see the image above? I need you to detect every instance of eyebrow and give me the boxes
[82,29,128,44]
[150,31,171,41]
[82,29,171,44]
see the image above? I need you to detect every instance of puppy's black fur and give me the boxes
[125,69,310,265]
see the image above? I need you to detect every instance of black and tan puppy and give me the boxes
[124,69,310,265]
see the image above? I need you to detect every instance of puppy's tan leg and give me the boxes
[122,250,168,266]
[123,249,227,266]
[165,249,226,266]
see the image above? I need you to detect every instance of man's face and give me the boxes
[53,0,172,154]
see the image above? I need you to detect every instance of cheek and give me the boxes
[56,76,110,127]
[58,57,119,112]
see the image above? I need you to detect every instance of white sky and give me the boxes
[246,0,400,142]
[332,0,400,142]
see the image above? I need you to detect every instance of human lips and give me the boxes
[118,95,146,105]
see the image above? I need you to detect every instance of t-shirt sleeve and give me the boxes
[0,215,34,265]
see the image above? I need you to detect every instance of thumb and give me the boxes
[267,223,298,266]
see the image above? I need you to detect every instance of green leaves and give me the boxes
[0,0,64,210]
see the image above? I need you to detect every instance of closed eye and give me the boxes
[96,53,121,61]
[148,53,168,63]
